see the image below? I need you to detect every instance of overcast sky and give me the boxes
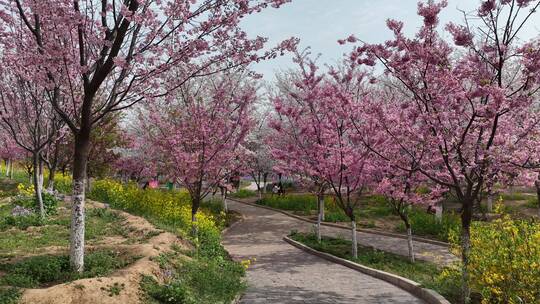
[241,0,540,81]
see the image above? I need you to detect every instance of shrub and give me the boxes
[396,208,460,242]
[448,210,540,303]
[141,275,196,304]
[14,184,58,215]
[40,192,58,215]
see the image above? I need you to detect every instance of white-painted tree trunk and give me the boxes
[435,202,443,222]
[487,194,493,213]
[406,226,415,263]
[351,220,358,258]
[9,160,12,179]
[315,196,322,242]
[191,212,199,241]
[222,191,228,213]
[320,198,325,221]
[33,154,45,218]
[70,179,86,272]
[5,159,10,177]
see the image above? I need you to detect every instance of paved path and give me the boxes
[222,200,426,304]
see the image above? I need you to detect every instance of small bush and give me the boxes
[14,184,58,215]
[40,192,58,215]
[141,275,195,304]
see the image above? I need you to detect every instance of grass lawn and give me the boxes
[289,232,461,303]
[256,194,460,242]
[0,201,129,260]
[0,250,140,288]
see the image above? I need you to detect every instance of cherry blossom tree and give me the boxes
[0,134,23,178]
[0,71,64,218]
[0,0,297,271]
[138,72,255,235]
[271,53,375,257]
[344,0,540,301]
[245,109,274,198]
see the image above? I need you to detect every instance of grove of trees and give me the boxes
[0,0,539,303]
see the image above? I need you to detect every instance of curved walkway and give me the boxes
[222,200,426,304]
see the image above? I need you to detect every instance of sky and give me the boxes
[240,0,540,82]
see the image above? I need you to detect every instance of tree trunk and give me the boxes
[263,173,268,194]
[435,201,443,222]
[351,219,358,258]
[222,189,228,213]
[487,194,493,213]
[460,200,473,304]
[5,159,10,177]
[47,166,56,191]
[69,132,91,273]
[535,177,540,217]
[320,197,325,221]
[9,160,12,179]
[191,195,201,239]
[33,152,45,219]
[405,220,415,263]
[316,194,323,242]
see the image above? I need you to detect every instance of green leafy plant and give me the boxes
[0,251,139,288]
[101,282,125,297]
[0,287,21,304]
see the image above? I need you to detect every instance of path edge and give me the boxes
[228,197,449,247]
[283,236,451,304]
[220,205,247,304]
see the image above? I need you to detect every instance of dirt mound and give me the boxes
[19,200,191,304]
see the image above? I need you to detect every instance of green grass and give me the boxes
[500,192,528,201]
[0,178,18,198]
[290,232,460,303]
[525,196,538,209]
[395,209,460,242]
[257,194,317,214]
[229,189,257,198]
[0,205,127,257]
[0,287,21,304]
[141,249,245,304]
[0,250,140,288]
